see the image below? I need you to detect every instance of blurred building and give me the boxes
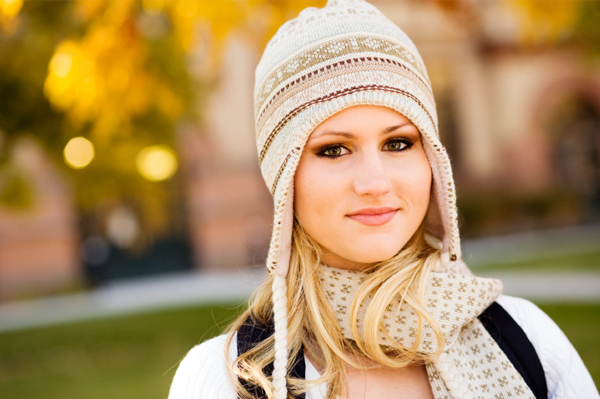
[386,1,600,194]
[0,139,80,299]
[382,0,600,233]
[0,0,599,299]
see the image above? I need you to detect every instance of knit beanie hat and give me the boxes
[254,0,467,397]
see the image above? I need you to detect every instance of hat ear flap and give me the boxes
[274,182,295,277]
[423,191,445,246]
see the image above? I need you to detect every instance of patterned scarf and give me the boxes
[318,265,537,399]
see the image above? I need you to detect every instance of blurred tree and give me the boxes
[0,0,324,252]
[429,0,600,53]
[570,0,600,58]
[509,0,582,45]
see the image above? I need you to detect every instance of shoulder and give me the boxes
[496,295,599,399]
[168,334,239,399]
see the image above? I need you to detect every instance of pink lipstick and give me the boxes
[346,207,397,226]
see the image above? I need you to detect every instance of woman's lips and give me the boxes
[346,207,397,226]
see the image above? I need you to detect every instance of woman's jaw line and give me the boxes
[319,251,374,272]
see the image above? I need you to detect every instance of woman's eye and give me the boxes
[317,145,348,158]
[385,139,412,152]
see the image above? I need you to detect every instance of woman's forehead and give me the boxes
[308,105,418,139]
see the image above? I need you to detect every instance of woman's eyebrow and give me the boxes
[310,131,355,140]
[383,122,413,133]
[311,122,415,140]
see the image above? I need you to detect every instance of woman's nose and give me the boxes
[353,152,392,196]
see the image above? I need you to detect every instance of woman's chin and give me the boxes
[321,246,404,271]
[352,251,399,265]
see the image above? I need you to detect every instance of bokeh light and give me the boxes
[44,40,98,113]
[135,145,178,182]
[63,137,95,169]
[49,51,73,79]
[0,0,23,19]
[106,207,140,248]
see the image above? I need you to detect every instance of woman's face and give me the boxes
[294,105,432,271]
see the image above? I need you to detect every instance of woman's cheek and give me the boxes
[396,154,432,202]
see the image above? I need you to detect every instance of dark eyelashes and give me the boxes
[315,144,348,158]
[385,137,414,151]
[388,137,414,146]
[396,137,414,144]
[315,137,415,159]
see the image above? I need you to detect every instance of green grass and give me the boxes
[539,303,600,387]
[0,303,245,399]
[0,302,597,398]
[473,249,600,272]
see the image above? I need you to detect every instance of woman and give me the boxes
[169,1,597,398]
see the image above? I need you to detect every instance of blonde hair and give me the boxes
[227,219,445,399]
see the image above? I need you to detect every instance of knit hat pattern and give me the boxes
[254,0,465,279]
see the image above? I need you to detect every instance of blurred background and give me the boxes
[0,0,598,397]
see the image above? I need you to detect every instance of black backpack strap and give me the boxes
[479,302,548,399]
[237,315,306,399]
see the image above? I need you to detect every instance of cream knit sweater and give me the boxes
[168,295,599,399]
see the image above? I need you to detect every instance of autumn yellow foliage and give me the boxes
[44,2,182,144]
[0,0,23,33]
[509,0,582,45]
[43,0,324,144]
[38,0,326,242]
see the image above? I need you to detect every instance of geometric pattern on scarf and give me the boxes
[319,266,537,399]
